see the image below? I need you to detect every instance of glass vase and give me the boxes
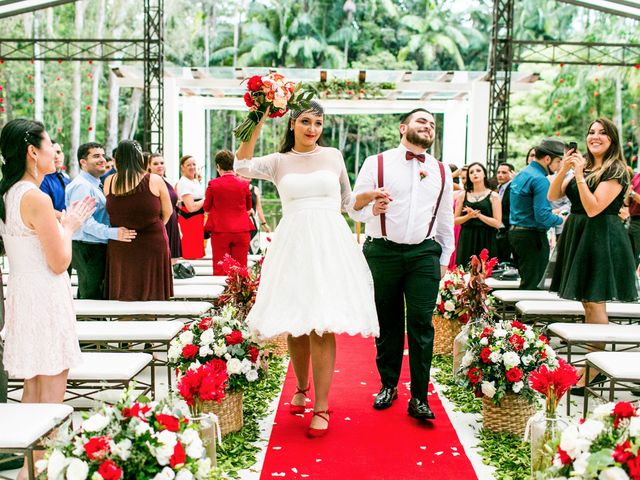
[192,414,219,469]
[529,413,566,479]
[452,318,489,374]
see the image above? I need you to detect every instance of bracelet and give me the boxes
[260,222,267,226]
[576,179,587,185]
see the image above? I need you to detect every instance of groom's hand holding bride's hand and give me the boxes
[372,188,392,216]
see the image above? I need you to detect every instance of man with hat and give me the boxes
[509,138,566,290]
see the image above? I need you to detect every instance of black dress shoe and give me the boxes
[373,386,398,410]
[408,398,435,420]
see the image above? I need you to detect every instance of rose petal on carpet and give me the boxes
[259,334,478,479]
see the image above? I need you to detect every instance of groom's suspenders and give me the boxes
[376,153,446,240]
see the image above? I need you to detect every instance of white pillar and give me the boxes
[181,99,207,179]
[163,78,180,183]
[467,81,490,167]
[441,99,467,167]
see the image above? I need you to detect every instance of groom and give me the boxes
[349,108,454,420]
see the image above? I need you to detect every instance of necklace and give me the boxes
[291,145,319,155]
[468,190,489,202]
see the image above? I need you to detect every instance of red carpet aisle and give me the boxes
[259,335,478,480]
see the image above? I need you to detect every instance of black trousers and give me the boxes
[508,229,549,290]
[363,237,441,400]
[629,219,640,269]
[72,241,107,300]
[496,228,513,264]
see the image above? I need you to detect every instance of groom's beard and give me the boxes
[406,127,434,150]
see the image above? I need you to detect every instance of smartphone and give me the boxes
[568,141,578,152]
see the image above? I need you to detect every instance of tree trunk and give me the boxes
[69,2,85,177]
[105,0,129,154]
[354,123,360,175]
[33,12,44,121]
[614,77,623,135]
[88,0,106,141]
[120,88,142,140]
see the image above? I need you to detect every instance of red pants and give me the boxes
[212,232,251,275]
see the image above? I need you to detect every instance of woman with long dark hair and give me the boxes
[176,155,205,259]
[235,101,385,438]
[549,118,638,393]
[0,119,94,480]
[104,140,173,300]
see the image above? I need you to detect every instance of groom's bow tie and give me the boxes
[405,151,425,163]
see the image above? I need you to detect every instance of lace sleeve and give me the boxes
[234,152,279,183]
[338,153,356,211]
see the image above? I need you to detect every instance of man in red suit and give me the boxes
[204,150,255,275]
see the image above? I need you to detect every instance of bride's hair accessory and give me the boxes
[290,100,324,122]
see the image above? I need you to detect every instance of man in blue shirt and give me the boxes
[66,142,136,299]
[509,139,566,290]
[40,140,70,219]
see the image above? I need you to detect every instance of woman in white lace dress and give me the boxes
[0,119,94,480]
[235,101,386,437]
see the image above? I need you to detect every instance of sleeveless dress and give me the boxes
[176,176,205,259]
[550,171,638,302]
[105,174,173,300]
[455,192,498,267]
[164,179,182,259]
[0,181,80,378]
[235,147,379,338]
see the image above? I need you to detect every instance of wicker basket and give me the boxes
[202,390,243,436]
[433,315,462,355]
[266,333,289,357]
[482,393,535,437]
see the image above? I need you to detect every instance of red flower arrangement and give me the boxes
[177,358,229,415]
[528,358,579,417]
[216,254,260,319]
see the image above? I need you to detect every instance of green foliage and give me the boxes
[432,354,482,414]
[477,429,531,480]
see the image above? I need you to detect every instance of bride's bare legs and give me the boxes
[17,371,68,480]
[288,335,311,408]
[309,332,336,430]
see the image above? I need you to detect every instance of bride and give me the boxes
[235,101,385,437]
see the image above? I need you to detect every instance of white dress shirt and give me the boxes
[348,145,455,266]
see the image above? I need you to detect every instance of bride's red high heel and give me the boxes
[289,385,310,415]
[307,410,331,438]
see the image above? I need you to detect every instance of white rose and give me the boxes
[502,351,521,369]
[188,360,201,371]
[179,330,194,345]
[560,425,591,459]
[461,350,474,368]
[47,449,68,480]
[168,344,182,361]
[153,430,178,466]
[480,337,489,346]
[221,326,232,335]
[199,345,213,357]
[91,473,103,480]
[245,369,259,382]
[200,329,215,345]
[573,452,591,475]
[481,381,496,398]
[628,416,640,437]
[599,467,630,480]
[545,345,557,361]
[489,352,502,364]
[521,355,534,366]
[578,419,605,441]
[592,402,615,420]
[493,328,507,338]
[240,359,252,374]
[66,458,89,480]
[444,300,455,312]
[196,458,212,479]
[512,381,524,393]
[180,428,200,446]
[111,439,132,461]
[152,467,176,480]
[227,358,243,375]
[134,419,152,436]
[524,329,535,340]
[82,413,110,433]
[213,344,227,356]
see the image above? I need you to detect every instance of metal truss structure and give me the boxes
[0,0,163,153]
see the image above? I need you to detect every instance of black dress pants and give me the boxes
[363,237,441,400]
[509,229,549,290]
[72,241,107,300]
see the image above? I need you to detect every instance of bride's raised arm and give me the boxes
[234,110,278,182]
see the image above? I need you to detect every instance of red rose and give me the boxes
[613,440,633,464]
[269,108,288,118]
[613,401,637,428]
[444,280,453,289]
[508,334,525,351]
[459,312,469,325]
[437,302,445,314]
[557,446,572,465]
[627,455,640,479]
[538,334,549,345]
[182,344,199,359]
[225,330,244,346]
[121,402,151,421]
[243,92,255,108]
[480,347,492,364]
[198,317,213,331]
[97,459,122,480]
[467,367,483,385]
[249,346,259,363]
[511,320,527,331]
[480,327,494,339]
[155,414,180,432]
[247,75,263,92]
[83,436,111,460]
[505,367,524,383]
[170,440,186,469]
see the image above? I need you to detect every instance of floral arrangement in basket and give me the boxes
[435,266,470,324]
[36,388,212,480]
[458,318,557,404]
[457,249,499,322]
[541,401,640,479]
[216,255,260,320]
[168,304,265,392]
[177,358,229,417]
[234,72,316,142]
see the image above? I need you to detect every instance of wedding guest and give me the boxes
[0,119,95,480]
[509,139,565,289]
[235,101,384,437]
[66,142,136,299]
[104,140,173,301]
[148,153,182,265]
[176,155,205,259]
[100,149,117,185]
[526,147,536,166]
[549,118,638,392]
[204,150,254,274]
[455,162,501,267]
[496,162,515,263]
[352,108,455,422]
[39,140,69,219]
[627,169,640,267]
[448,165,468,267]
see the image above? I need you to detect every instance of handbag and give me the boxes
[173,262,196,279]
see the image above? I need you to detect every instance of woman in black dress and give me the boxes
[549,118,637,390]
[454,162,502,267]
[148,153,182,264]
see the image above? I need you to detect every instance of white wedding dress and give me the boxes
[0,181,80,378]
[235,147,379,338]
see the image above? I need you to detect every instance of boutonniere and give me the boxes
[419,170,428,181]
